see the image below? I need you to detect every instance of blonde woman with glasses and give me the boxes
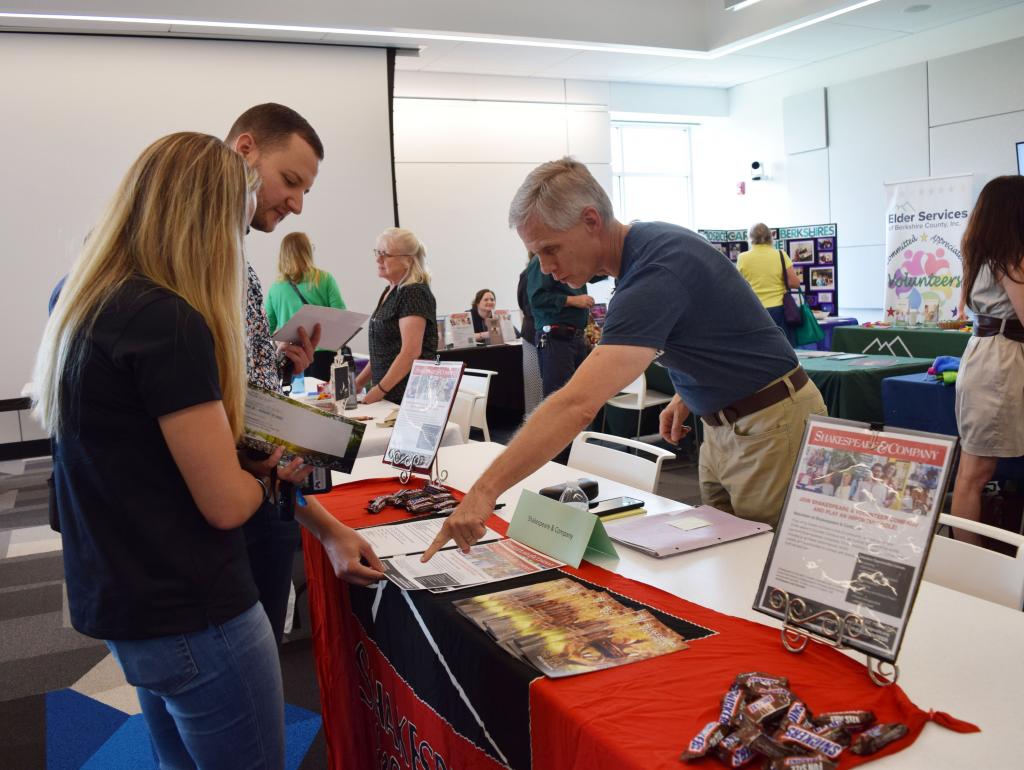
[355,227,438,404]
[33,132,382,770]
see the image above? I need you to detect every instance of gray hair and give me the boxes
[508,157,614,231]
[377,227,431,286]
[749,222,773,245]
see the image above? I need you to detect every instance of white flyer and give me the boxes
[360,518,501,558]
[754,416,957,662]
[381,539,563,591]
[271,306,368,352]
[447,312,475,348]
[383,360,463,472]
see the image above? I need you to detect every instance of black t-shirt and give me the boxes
[367,282,438,403]
[54,278,258,640]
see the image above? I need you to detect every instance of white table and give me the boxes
[339,442,1024,770]
[292,392,464,461]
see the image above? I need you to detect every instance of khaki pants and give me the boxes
[698,372,826,527]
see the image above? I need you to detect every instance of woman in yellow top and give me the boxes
[736,222,802,345]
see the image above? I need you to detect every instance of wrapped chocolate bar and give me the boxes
[814,710,876,734]
[714,731,757,768]
[743,692,792,727]
[767,757,838,770]
[367,495,390,513]
[783,700,812,727]
[776,724,845,761]
[850,723,908,756]
[718,686,746,726]
[734,672,789,691]
[680,722,725,762]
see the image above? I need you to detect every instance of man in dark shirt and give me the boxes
[424,158,826,559]
[526,254,595,397]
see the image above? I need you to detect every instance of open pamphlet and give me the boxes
[753,415,957,663]
[270,306,368,352]
[453,577,688,678]
[381,539,562,592]
[243,386,365,474]
[605,505,771,557]
[359,518,501,558]
[383,360,463,472]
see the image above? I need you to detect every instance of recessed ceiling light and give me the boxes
[904,4,932,12]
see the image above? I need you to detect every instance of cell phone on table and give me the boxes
[588,496,644,517]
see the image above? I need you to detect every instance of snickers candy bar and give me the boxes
[367,495,390,513]
[735,672,789,690]
[784,700,812,726]
[810,724,850,748]
[719,686,747,726]
[768,757,838,770]
[814,710,875,733]
[743,692,792,727]
[679,721,725,762]
[714,743,757,768]
[749,731,789,760]
[777,724,844,760]
[850,723,908,756]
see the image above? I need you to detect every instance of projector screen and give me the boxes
[0,33,396,399]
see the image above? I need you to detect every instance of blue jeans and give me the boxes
[245,506,302,643]
[766,304,797,346]
[106,602,284,770]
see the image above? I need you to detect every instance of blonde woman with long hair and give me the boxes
[264,232,346,379]
[356,227,438,404]
[34,132,328,769]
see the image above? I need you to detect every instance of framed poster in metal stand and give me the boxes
[382,357,465,487]
[753,415,958,686]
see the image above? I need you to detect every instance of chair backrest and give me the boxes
[448,390,479,443]
[923,514,1024,610]
[567,431,676,493]
[460,368,498,435]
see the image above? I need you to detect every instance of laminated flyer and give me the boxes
[753,416,957,662]
[383,360,463,472]
[381,539,562,591]
[447,311,475,348]
[243,386,365,474]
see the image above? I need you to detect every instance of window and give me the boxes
[610,122,694,229]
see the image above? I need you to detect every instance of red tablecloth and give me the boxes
[305,480,977,770]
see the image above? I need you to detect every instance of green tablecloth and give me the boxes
[830,325,971,358]
[802,355,934,424]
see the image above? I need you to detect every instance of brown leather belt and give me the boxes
[701,368,809,427]
[974,314,1024,342]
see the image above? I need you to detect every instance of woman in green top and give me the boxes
[264,232,346,380]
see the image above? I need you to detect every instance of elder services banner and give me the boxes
[883,173,972,322]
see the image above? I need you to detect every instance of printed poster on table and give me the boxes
[754,416,957,663]
[383,360,463,472]
[447,312,475,348]
[883,174,972,324]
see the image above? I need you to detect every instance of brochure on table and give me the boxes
[271,305,368,351]
[381,539,563,592]
[447,312,475,348]
[606,505,771,558]
[243,386,365,474]
[753,415,957,663]
[360,517,501,558]
[699,223,839,316]
[383,360,464,472]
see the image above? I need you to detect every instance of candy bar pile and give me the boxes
[681,672,908,768]
[366,485,458,516]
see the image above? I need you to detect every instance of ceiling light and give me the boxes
[725,0,767,10]
[904,4,932,12]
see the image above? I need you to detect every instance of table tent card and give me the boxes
[754,415,957,666]
[507,489,618,568]
[447,312,475,348]
[383,359,464,472]
[243,386,365,474]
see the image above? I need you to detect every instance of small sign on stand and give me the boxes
[507,490,618,568]
[383,359,464,486]
[753,416,958,685]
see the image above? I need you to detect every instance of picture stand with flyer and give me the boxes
[752,415,958,686]
[381,357,465,488]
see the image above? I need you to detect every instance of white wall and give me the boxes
[392,72,727,320]
[0,33,395,401]
[703,5,1024,318]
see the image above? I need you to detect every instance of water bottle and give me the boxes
[291,373,306,396]
[558,481,590,510]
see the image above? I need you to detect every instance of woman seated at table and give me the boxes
[952,175,1024,546]
[470,288,496,343]
[736,222,801,345]
[356,227,438,404]
[264,231,346,380]
[33,132,384,769]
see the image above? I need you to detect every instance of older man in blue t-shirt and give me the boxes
[423,157,826,560]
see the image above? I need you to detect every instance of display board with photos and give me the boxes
[383,360,464,472]
[698,223,839,315]
[753,415,957,665]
